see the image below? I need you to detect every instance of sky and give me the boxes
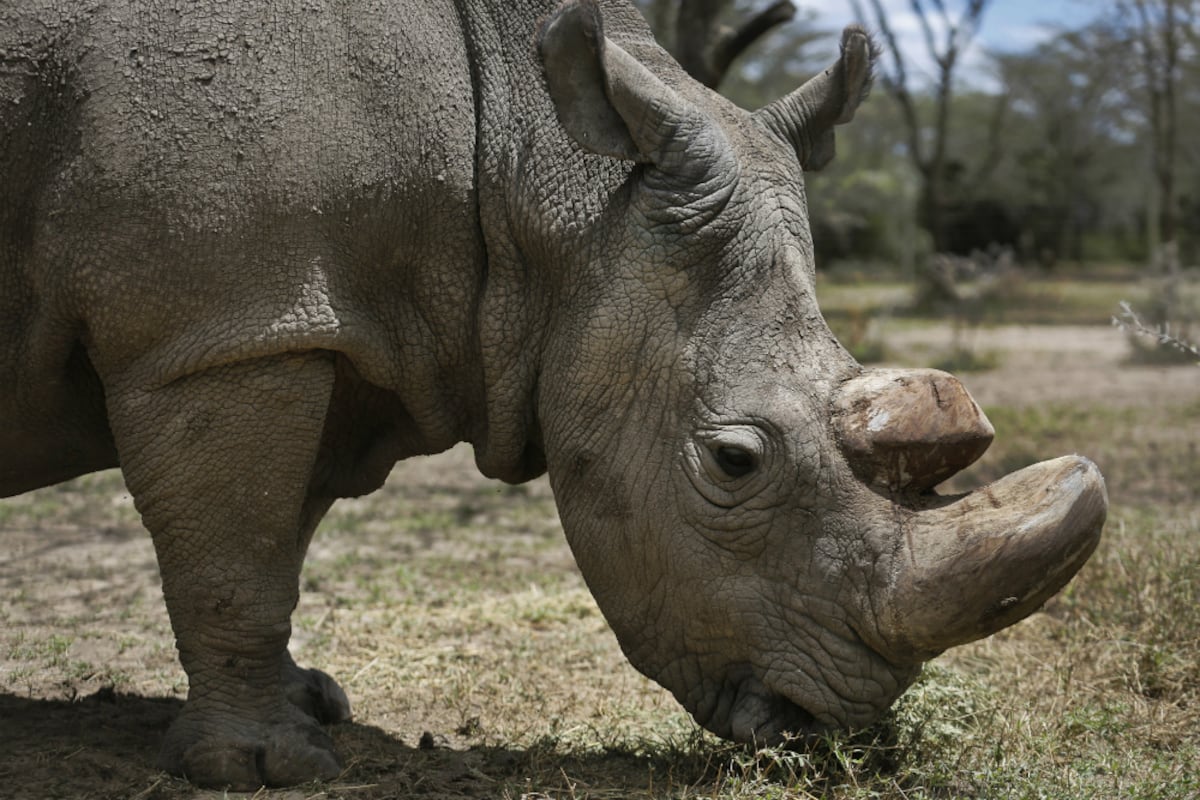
[809,0,1102,87]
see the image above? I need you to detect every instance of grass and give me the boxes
[287,313,1199,797]
[818,272,1156,370]
[817,273,1147,329]
[1,275,1197,797]
[956,401,1199,506]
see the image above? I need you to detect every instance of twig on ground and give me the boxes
[1112,301,1200,363]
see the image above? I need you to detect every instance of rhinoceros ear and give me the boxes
[752,25,878,171]
[537,0,644,161]
[538,0,735,185]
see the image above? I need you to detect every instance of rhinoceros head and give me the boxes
[533,1,1106,742]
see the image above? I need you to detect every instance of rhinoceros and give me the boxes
[1,0,1106,789]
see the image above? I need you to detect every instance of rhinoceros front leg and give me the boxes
[107,352,345,789]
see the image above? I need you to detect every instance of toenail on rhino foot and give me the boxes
[167,720,341,790]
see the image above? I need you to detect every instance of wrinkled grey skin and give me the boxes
[1,0,1104,790]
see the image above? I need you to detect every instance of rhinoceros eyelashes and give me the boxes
[713,444,757,479]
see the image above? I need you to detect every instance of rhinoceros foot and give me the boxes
[283,652,353,725]
[160,704,341,790]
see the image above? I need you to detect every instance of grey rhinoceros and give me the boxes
[1,0,1106,789]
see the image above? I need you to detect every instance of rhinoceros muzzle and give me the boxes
[834,368,1107,667]
[727,675,819,745]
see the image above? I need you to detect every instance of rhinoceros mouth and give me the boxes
[688,673,823,745]
[728,688,822,745]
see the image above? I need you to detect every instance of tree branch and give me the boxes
[673,0,725,86]
[859,0,926,169]
[957,0,989,53]
[910,0,943,71]
[710,0,797,86]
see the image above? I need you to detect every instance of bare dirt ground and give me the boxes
[0,322,1196,799]
[887,323,1199,408]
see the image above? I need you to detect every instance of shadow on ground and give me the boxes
[0,689,698,799]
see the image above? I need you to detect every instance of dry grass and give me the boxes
[1,287,1197,798]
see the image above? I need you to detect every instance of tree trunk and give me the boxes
[1129,0,1182,270]
[853,0,992,254]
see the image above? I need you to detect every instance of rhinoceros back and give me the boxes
[0,0,491,493]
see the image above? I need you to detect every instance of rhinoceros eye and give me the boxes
[688,426,771,507]
[713,444,757,479]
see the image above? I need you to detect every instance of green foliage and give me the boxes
[808,163,924,268]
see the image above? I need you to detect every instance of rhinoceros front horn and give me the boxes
[872,456,1107,664]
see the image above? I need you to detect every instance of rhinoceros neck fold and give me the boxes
[455,0,650,483]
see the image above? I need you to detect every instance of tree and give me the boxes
[1115,0,1191,264]
[849,0,995,253]
[993,25,1135,263]
[674,0,798,88]
[633,0,816,94]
